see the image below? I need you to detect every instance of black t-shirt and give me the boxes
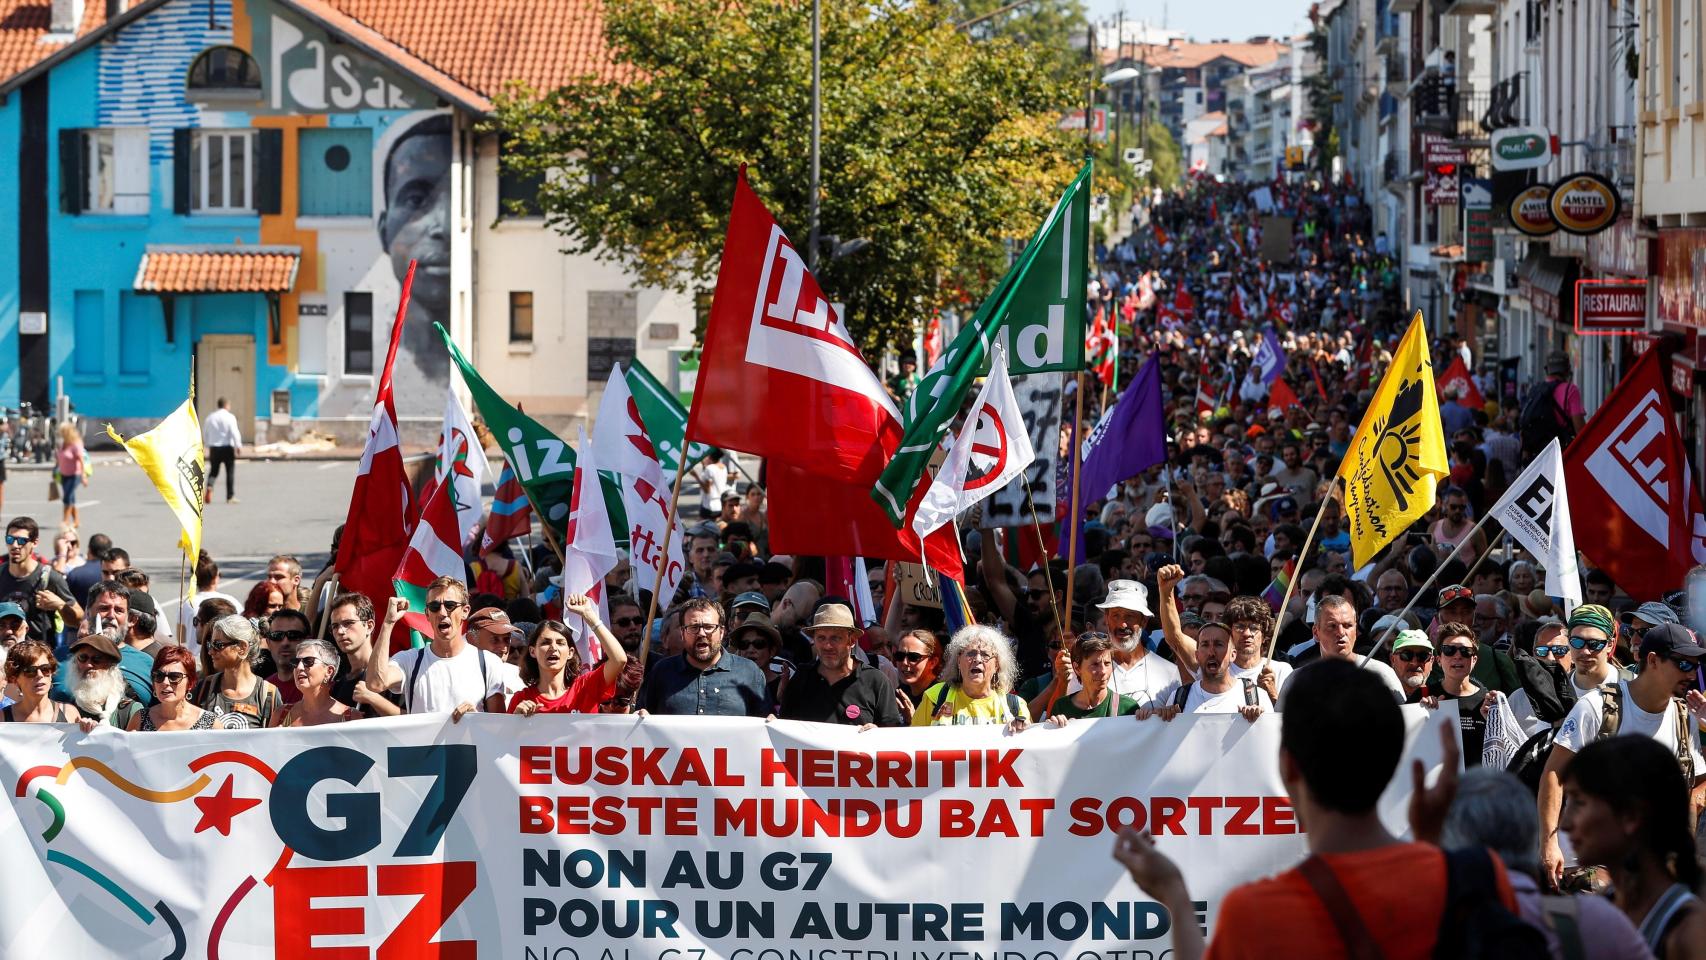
[330,661,403,717]
[1426,681,1488,767]
[0,562,74,643]
[778,661,901,727]
[65,562,101,607]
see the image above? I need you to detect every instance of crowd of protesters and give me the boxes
[0,174,1699,958]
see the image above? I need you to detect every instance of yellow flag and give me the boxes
[106,400,206,560]
[1337,311,1448,567]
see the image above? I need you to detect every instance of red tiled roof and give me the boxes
[321,0,623,100]
[134,247,301,293]
[1133,40,1287,71]
[0,0,104,81]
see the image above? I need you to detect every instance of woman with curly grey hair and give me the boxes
[191,613,284,729]
[909,624,1030,731]
[275,639,356,727]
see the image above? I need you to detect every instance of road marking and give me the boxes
[2,499,102,508]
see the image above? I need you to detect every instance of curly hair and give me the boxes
[1224,595,1274,633]
[936,625,1019,694]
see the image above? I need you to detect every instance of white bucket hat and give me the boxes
[1097,579,1153,616]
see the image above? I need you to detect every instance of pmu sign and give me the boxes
[1575,279,1647,335]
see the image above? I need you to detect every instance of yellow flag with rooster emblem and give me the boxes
[1337,311,1448,567]
[106,399,206,561]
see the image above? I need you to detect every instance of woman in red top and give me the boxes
[509,594,629,716]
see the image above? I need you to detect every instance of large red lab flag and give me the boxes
[1435,354,1486,409]
[1564,348,1706,599]
[689,169,962,578]
[336,261,419,611]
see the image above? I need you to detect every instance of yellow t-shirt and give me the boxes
[910,682,1021,726]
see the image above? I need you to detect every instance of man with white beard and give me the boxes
[67,629,143,730]
[1064,580,1190,709]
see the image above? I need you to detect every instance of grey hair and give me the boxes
[937,624,1019,695]
[1441,768,1540,879]
[1474,594,1510,619]
[1317,593,1356,618]
[212,614,262,664]
[1508,560,1537,582]
[293,639,341,683]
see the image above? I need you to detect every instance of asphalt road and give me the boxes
[2,455,358,621]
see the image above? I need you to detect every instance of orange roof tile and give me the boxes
[1134,40,1287,71]
[134,247,301,293]
[0,0,105,81]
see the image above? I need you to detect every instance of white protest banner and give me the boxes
[984,373,1064,528]
[0,710,1451,958]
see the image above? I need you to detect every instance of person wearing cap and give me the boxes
[637,597,767,718]
[1539,619,1706,888]
[510,595,628,716]
[67,627,145,730]
[730,591,771,626]
[720,561,763,606]
[757,562,792,605]
[1620,600,1680,665]
[1389,629,1434,701]
[0,601,27,650]
[1070,577,1189,708]
[1435,583,1477,634]
[727,614,789,712]
[466,606,527,700]
[778,604,900,728]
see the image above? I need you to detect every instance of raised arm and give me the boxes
[367,596,409,696]
[1154,564,1195,677]
[565,593,629,687]
[980,527,1021,626]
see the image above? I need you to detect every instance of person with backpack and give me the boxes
[1141,620,1271,721]
[1519,354,1587,458]
[0,516,78,645]
[1111,658,1542,960]
[1539,622,1706,889]
[909,624,1031,733]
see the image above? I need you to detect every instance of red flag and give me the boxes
[1087,305,1115,387]
[335,261,420,611]
[688,169,961,578]
[1435,354,1486,408]
[1564,348,1706,599]
[480,461,532,554]
[1153,223,1169,247]
[1195,361,1216,417]
[1229,288,1245,321]
[1269,378,1301,412]
[923,314,943,366]
[1354,337,1374,389]
[1174,286,1195,320]
[1308,361,1330,403]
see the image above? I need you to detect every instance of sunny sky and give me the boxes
[1086,0,1316,45]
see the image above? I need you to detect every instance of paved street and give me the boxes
[3,456,363,621]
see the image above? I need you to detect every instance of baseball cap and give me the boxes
[1620,600,1680,627]
[731,591,771,613]
[127,590,159,619]
[1437,584,1475,608]
[0,601,23,621]
[1637,623,1706,660]
[467,607,521,635]
[1392,630,1434,653]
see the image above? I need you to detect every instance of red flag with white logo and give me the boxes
[1564,348,1706,598]
[1195,361,1216,417]
[689,169,963,578]
[1435,354,1486,409]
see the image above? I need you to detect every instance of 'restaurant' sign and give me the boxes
[1574,279,1647,335]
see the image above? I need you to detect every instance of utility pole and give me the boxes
[1114,8,1125,159]
[1085,22,1095,152]
[808,0,821,270]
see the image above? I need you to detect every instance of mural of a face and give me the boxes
[376,113,452,401]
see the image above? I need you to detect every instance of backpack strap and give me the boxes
[477,649,490,712]
[1296,855,1388,960]
[1173,682,1194,709]
[1672,697,1695,783]
[1596,682,1622,739]
[407,648,427,713]
[1005,693,1026,722]
[1538,895,1585,960]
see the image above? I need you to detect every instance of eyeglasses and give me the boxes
[1396,650,1432,663]
[75,653,115,667]
[1439,644,1476,659]
[1670,657,1700,674]
[426,600,464,614]
[4,535,30,546]
[960,650,995,662]
[14,663,54,679]
[268,630,308,643]
[1533,644,1569,658]
[613,616,644,628]
[892,651,928,665]
[293,656,325,672]
[683,623,722,635]
[1568,635,1609,652]
[151,670,188,685]
[1045,641,1065,651]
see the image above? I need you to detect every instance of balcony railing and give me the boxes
[1411,82,1492,141]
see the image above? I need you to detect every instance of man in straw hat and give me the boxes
[778,603,900,728]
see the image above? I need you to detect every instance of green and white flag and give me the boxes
[872,161,1091,526]
[626,360,711,474]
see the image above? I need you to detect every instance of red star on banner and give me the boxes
[193,774,261,837]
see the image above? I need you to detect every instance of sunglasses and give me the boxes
[613,616,644,628]
[1533,644,1569,658]
[4,535,30,546]
[426,600,464,614]
[1670,657,1700,674]
[1439,644,1476,659]
[268,630,308,643]
[728,640,769,651]
[892,651,928,665]
[1568,635,1609,652]
[209,639,245,652]
[75,653,115,667]
[13,663,54,679]
[293,656,325,671]
[1396,650,1431,663]
[151,670,189,685]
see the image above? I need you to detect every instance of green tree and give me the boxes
[492,0,1082,352]
[942,0,1090,87]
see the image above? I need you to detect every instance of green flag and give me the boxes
[626,360,710,474]
[871,161,1091,526]
[436,323,628,549]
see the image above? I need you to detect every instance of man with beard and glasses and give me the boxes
[53,580,149,706]
[637,597,767,717]
[1143,621,1271,722]
[1065,578,1189,709]
[67,628,144,730]
[1390,630,1435,702]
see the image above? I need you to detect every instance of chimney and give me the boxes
[106,0,123,21]
[50,0,84,35]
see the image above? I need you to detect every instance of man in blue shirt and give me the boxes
[638,598,767,717]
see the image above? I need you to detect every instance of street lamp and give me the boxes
[1102,67,1141,158]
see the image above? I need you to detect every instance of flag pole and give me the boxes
[1358,512,1495,666]
[1262,480,1340,661]
[1062,372,1086,624]
[1025,489,1067,643]
[637,450,692,672]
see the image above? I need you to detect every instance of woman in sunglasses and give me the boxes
[127,646,213,731]
[192,614,284,729]
[891,628,940,724]
[725,615,788,714]
[275,640,355,727]
[0,639,74,722]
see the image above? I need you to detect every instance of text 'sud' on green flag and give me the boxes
[871,161,1091,525]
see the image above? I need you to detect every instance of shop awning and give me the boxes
[1514,250,1571,297]
[133,245,300,294]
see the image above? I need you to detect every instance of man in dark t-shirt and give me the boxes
[778,604,900,727]
[0,517,78,644]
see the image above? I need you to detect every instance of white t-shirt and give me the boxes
[387,644,507,714]
[1066,651,1183,708]
[1553,679,1705,775]
[1231,657,1293,690]
[1277,656,1407,709]
[177,590,241,650]
[493,659,525,698]
[1156,678,1277,714]
[695,462,731,515]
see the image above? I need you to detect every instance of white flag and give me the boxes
[563,426,620,664]
[591,367,687,605]
[911,348,1035,541]
[434,386,490,549]
[1486,438,1581,608]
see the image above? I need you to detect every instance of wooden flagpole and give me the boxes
[1062,372,1086,623]
[1262,481,1338,662]
[1025,489,1067,643]
[637,450,694,672]
[1358,513,1495,665]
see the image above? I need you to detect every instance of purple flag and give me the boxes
[1071,354,1166,562]
[1253,327,1287,385]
